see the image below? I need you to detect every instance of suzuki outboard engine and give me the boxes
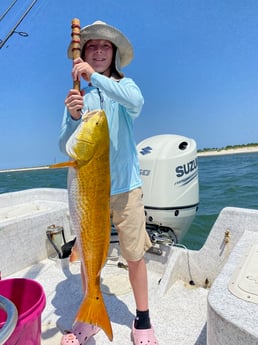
[137,134,199,245]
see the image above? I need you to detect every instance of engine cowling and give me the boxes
[137,134,199,243]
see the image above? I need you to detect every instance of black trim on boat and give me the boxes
[144,203,199,211]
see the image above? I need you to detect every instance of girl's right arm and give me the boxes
[58,89,83,154]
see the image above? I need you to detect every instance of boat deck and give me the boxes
[9,253,208,345]
[2,189,258,345]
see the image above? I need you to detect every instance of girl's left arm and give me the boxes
[90,73,144,118]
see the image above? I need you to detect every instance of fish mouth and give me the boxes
[76,138,95,145]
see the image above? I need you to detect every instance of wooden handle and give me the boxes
[71,18,81,91]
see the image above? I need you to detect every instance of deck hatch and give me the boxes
[228,244,258,303]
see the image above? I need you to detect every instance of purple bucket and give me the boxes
[0,278,46,345]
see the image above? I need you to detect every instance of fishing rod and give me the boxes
[0,0,38,49]
[0,0,18,22]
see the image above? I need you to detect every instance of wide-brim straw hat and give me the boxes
[68,20,134,75]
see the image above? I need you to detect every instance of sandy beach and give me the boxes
[198,146,258,157]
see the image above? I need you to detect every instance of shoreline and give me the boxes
[0,166,51,173]
[197,146,258,157]
[1,147,258,172]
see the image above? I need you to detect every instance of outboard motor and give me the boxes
[137,134,199,245]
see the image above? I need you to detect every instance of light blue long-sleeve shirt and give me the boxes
[59,72,144,196]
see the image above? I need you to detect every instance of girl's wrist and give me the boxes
[70,110,82,121]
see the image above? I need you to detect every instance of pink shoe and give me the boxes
[60,323,100,345]
[132,323,159,345]
[72,321,100,344]
[60,333,80,345]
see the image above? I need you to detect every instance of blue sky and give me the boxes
[0,0,258,169]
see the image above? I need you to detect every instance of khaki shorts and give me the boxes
[110,187,152,261]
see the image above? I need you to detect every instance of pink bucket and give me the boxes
[0,278,46,345]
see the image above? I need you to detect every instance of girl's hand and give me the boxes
[65,89,84,120]
[72,57,95,82]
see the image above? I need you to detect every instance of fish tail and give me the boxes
[75,293,113,341]
[49,161,77,169]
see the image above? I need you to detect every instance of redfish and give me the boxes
[51,109,112,341]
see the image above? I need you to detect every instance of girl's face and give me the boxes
[83,39,114,76]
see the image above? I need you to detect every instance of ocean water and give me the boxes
[1,152,258,250]
[184,152,258,249]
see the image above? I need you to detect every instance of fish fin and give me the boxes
[69,242,80,262]
[49,161,77,169]
[75,292,113,341]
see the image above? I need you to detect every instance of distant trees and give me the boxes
[198,143,258,153]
